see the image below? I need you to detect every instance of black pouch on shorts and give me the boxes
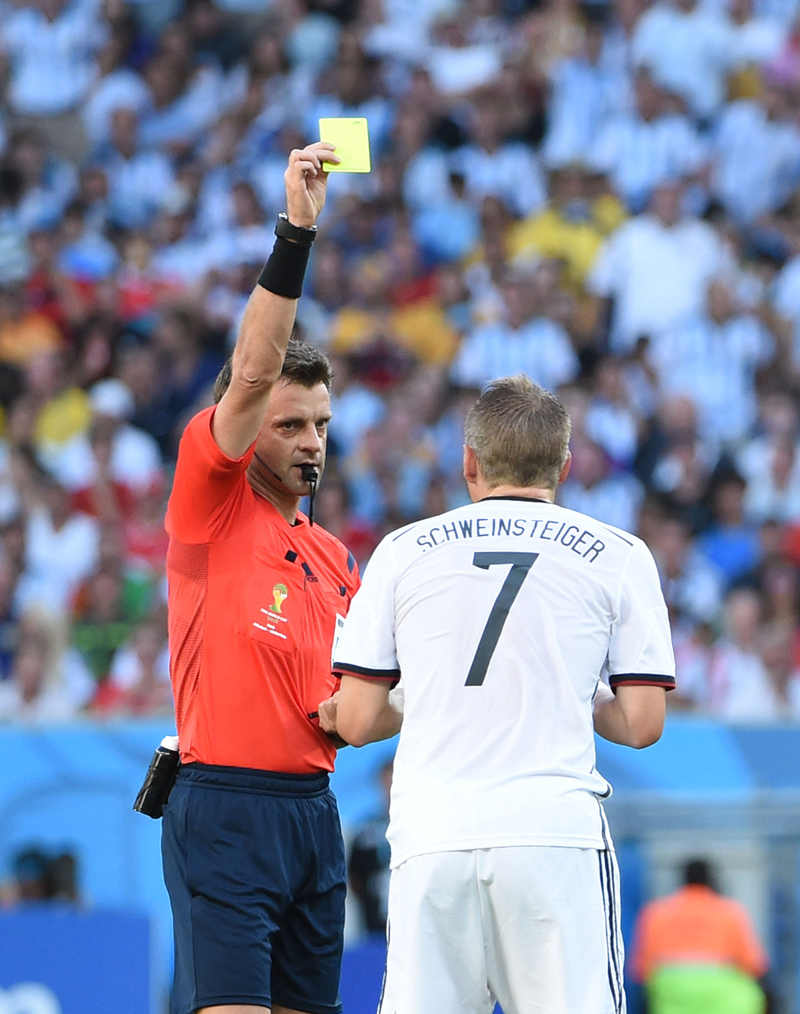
[133,739,180,818]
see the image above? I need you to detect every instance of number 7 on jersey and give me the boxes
[466,552,539,687]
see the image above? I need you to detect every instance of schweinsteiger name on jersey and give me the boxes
[414,512,608,563]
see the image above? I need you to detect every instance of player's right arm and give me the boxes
[211,142,338,459]
[321,682,404,747]
[595,537,676,748]
[328,535,404,745]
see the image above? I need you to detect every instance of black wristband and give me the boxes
[257,236,312,300]
[275,212,317,244]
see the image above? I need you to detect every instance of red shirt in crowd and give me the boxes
[166,406,360,773]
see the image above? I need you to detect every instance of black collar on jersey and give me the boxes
[478,494,554,505]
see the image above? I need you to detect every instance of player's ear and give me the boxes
[558,451,572,485]
[463,444,479,486]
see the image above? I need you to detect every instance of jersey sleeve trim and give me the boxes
[333,662,401,684]
[609,673,676,691]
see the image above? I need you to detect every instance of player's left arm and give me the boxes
[598,538,675,748]
[593,683,666,748]
[319,680,404,747]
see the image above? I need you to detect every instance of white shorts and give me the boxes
[378,846,625,1014]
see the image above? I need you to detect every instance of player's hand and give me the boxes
[284,142,340,229]
[318,691,350,748]
[318,691,340,735]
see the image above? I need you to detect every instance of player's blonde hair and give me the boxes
[463,375,571,490]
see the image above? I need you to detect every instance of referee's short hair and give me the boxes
[213,337,333,404]
[464,374,572,489]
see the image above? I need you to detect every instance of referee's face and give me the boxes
[254,380,331,498]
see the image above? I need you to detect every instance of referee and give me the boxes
[161,143,360,1014]
[328,375,676,1014]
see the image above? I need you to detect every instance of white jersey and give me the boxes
[334,496,675,868]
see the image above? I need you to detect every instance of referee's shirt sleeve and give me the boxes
[608,538,676,694]
[333,536,400,686]
[166,406,256,544]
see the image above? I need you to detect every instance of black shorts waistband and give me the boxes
[178,762,331,797]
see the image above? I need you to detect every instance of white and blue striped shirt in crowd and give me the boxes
[0,3,107,116]
[100,148,176,231]
[450,316,580,393]
[648,312,774,444]
[589,111,708,211]
[542,56,631,169]
[772,254,800,364]
[451,142,548,219]
[710,100,800,224]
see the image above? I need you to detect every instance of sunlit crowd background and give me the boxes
[0,0,799,726]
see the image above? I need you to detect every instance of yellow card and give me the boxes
[319,117,371,173]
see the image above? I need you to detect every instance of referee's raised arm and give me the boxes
[211,142,339,460]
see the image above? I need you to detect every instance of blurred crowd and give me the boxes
[1,0,800,722]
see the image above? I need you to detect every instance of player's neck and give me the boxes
[473,482,557,503]
[246,468,301,525]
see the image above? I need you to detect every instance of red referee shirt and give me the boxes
[166,406,360,773]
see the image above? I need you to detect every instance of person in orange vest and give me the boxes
[630,858,771,1014]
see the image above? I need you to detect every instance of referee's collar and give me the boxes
[478,495,554,505]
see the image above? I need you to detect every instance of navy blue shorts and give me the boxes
[161,762,346,1014]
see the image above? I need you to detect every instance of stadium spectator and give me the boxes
[589,69,707,213]
[14,464,100,618]
[451,266,579,390]
[3,128,77,235]
[423,11,504,98]
[70,566,140,684]
[631,858,770,1014]
[0,0,107,163]
[648,279,774,445]
[711,80,800,226]
[93,620,172,716]
[98,108,175,232]
[0,608,93,723]
[411,169,481,265]
[542,19,628,169]
[505,163,620,291]
[82,13,149,151]
[653,514,725,625]
[0,284,62,365]
[631,0,732,120]
[453,94,547,218]
[558,433,644,532]
[708,587,782,719]
[728,0,787,71]
[588,179,729,352]
[696,472,762,587]
[3,845,80,905]
[583,355,642,468]
[45,378,164,499]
